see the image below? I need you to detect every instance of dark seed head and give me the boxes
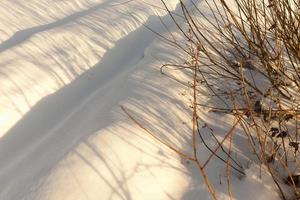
[254,100,262,113]
[286,174,300,186]
[284,114,293,121]
[289,142,299,151]
[266,155,274,163]
[276,131,288,138]
[270,127,279,137]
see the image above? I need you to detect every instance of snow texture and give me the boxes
[0,0,281,199]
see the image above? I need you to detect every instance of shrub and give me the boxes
[159,0,300,199]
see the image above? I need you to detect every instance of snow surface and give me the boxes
[0,0,282,199]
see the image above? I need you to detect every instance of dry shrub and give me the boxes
[157,0,300,199]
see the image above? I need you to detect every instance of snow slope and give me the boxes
[0,0,282,199]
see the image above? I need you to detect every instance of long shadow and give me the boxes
[0,0,113,54]
[0,15,158,163]
[0,4,185,197]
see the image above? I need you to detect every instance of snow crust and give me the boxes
[0,0,281,199]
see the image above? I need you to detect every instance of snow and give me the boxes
[0,0,282,199]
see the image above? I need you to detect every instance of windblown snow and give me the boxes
[0,0,282,199]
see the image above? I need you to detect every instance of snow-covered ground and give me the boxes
[0,0,282,199]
